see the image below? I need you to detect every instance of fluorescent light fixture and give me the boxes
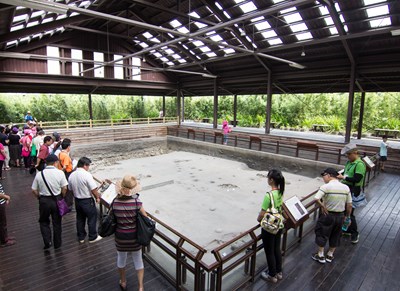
[0,52,31,59]
[0,0,68,14]
[391,29,400,36]
[289,62,306,69]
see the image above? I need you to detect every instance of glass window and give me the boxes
[114,54,124,79]
[47,46,60,75]
[93,52,104,78]
[131,57,141,80]
[71,49,82,76]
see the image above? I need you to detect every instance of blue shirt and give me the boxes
[24,114,33,121]
[380,141,388,157]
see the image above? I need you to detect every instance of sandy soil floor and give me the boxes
[93,151,323,253]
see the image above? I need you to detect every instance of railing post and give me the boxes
[66,120,69,130]
[89,119,92,128]
[130,118,132,126]
[111,119,113,127]
[39,121,43,128]
[163,116,166,123]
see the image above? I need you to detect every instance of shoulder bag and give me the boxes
[135,198,156,246]
[41,170,70,216]
[351,162,368,208]
[98,199,116,237]
[260,192,284,235]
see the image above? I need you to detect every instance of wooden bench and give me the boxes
[374,128,399,139]
[229,120,239,126]
[312,124,330,132]
[296,141,319,160]
[249,135,262,151]
[202,118,211,123]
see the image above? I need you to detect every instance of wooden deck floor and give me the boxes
[1,166,400,291]
[0,168,174,291]
[241,171,400,291]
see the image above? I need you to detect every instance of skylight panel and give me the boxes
[318,6,329,16]
[245,36,252,42]
[224,48,235,54]
[56,14,67,20]
[6,40,17,47]
[255,21,271,31]
[210,34,223,42]
[70,12,79,17]
[251,16,264,22]
[272,0,285,3]
[166,61,174,66]
[262,30,277,38]
[364,0,386,5]
[207,52,217,57]
[79,1,91,8]
[290,23,308,32]
[20,36,30,42]
[334,3,341,11]
[177,27,190,33]
[11,25,24,32]
[268,38,282,45]
[370,17,391,28]
[366,5,389,17]
[160,57,168,62]
[42,18,53,24]
[296,32,313,40]
[329,27,338,35]
[215,2,223,10]
[165,48,174,54]
[324,17,334,26]
[31,11,45,18]
[234,0,245,3]
[178,59,187,63]
[27,21,39,27]
[189,11,200,18]
[195,22,207,29]
[200,46,211,52]
[252,43,257,49]
[167,33,175,38]
[281,7,296,14]
[153,52,162,58]
[172,54,181,59]
[150,37,160,43]
[283,12,303,24]
[239,2,257,14]
[13,14,27,23]
[223,11,231,19]
[193,40,204,47]
[139,42,149,48]
[339,15,345,23]
[206,31,215,35]
[170,19,181,28]
[143,32,153,39]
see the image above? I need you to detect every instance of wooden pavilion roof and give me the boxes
[0,0,399,95]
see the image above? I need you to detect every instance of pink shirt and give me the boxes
[0,143,5,161]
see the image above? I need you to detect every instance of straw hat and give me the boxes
[341,143,358,155]
[116,175,142,195]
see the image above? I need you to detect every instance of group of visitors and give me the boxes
[258,143,366,283]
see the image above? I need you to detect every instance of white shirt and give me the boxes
[32,166,68,197]
[315,179,352,212]
[68,168,97,199]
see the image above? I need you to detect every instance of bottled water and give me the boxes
[342,216,351,232]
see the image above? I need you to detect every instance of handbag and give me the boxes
[41,171,71,217]
[260,192,284,235]
[98,200,116,237]
[135,198,156,246]
[352,192,368,208]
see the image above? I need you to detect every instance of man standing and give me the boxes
[337,144,366,244]
[32,154,68,250]
[35,136,53,171]
[312,168,352,263]
[68,157,102,244]
[24,111,34,122]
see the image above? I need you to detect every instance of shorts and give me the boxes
[380,156,387,162]
[315,212,344,248]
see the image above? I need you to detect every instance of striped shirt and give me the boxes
[315,180,352,212]
[0,183,5,204]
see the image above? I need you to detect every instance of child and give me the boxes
[222,120,231,145]
[379,135,388,171]
[0,182,15,247]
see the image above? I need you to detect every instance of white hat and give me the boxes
[341,143,358,155]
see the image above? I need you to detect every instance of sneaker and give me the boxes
[79,240,85,244]
[261,271,278,283]
[311,253,326,264]
[351,234,359,244]
[89,236,103,244]
[326,255,334,263]
[43,242,52,250]
[276,272,283,280]
[1,240,16,247]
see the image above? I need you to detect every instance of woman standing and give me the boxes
[113,175,146,291]
[8,127,21,167]
[20,129,32,170]
[257,169,285,283]
[222,120,231,145]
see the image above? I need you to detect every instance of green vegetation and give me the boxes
[0,92,399,133]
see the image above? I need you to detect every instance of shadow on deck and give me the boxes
[240,171,400,291]
[0,168,174,291]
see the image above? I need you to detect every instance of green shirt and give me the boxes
[261,189,283,211]
[342,157,366,188]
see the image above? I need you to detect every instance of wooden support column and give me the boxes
[357,92,366,139]
[265,71,272,134]
[162,95,166,117]
[233,94,237,127]
[177,88,181,126]
[181,94,185,122]
[88,93,93,121]
[345,64,356,143]
[213,78,218,129]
